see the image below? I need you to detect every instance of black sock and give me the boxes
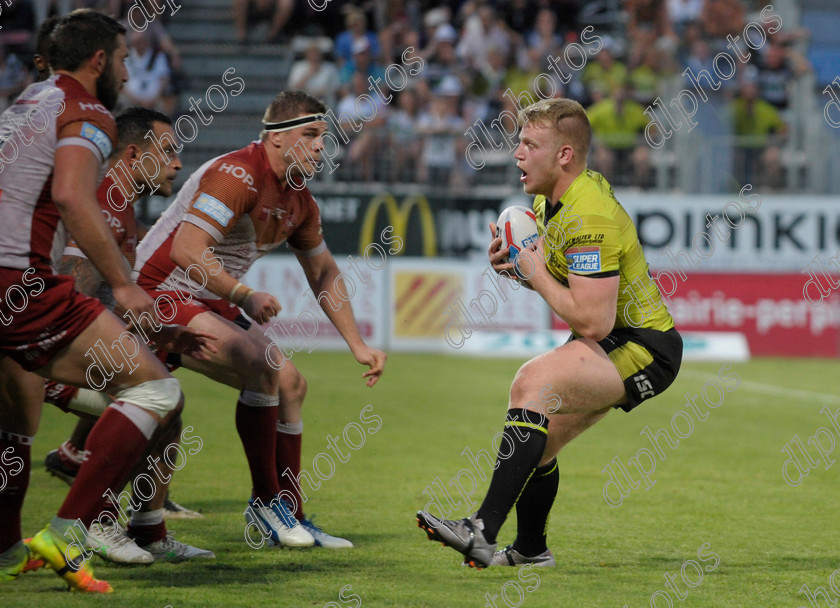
[476,409,548,544]
[512,458,558,556]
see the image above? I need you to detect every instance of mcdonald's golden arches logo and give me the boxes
[360,193,437,256]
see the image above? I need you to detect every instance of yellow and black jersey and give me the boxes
[533,169,674,334]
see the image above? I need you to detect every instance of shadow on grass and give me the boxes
[105,557,363,589]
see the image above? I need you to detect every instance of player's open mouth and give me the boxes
[520,171,527,183]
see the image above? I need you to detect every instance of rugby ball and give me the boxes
[496,206,539,262]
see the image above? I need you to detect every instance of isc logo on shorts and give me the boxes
[633,373,655,399]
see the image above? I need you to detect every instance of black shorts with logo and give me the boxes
[569,326,683,412]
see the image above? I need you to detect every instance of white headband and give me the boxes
[262,113,327,132]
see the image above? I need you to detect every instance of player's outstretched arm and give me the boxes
[517,239,619,341]
[295,248,386,387]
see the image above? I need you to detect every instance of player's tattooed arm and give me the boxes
[58,254,103,297]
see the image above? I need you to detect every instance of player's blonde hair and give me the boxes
[518,98,591,160]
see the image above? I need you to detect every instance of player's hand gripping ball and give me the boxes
[496,206,539,279]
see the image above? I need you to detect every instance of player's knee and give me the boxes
[240,346,282,393]
[294,372,307,404]
[114,378,183,419]
[509,360,558,412]
[509,364,535,408]
[281,367,307,405]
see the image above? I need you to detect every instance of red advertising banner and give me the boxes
[551,274,840,357]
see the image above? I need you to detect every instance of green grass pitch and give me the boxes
[2,353,839,607]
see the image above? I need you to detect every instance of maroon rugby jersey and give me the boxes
[135,141,324,300]
[0,74,117,272]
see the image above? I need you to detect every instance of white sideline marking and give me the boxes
[679,369,840,405]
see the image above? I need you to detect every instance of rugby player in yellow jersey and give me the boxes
[417,98,682,568]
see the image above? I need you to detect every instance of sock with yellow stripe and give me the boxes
[475,409,549,544]
[513,458,558,556]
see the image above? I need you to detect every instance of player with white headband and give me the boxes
[134,90,386,549]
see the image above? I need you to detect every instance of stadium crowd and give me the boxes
[1,0,814,190]
[236,0,813,190]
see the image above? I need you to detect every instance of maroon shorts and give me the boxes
[148,290,241,326]
[0,267,104,371]
[147,290,250,371]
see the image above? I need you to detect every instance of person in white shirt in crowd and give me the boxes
[387,87,422,182]
[120,28,173,115]
[456,5,511,71]
[668,0,704,36]
[335,71,389,181]
[416,75,467,187]
[288,42,339,106]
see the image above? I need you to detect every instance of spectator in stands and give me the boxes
[107,0,183,72]
[378,8,413,67]
[701,0,744,39]
[582,40,627,103]
[728,79,787,189]
[422,23,463,89]
[289,42,339,105]
[335,71,388,182]
[667,0,703,37]
[588,82,652,188]
[756,37,811,112]
[478,45,511,100]
[628,44,676,106]
[421,6,451,49]
[388,87,422,182]
[522,8,563,73]
[0,44,31,111]
[416,75,466,187]
[626,0,675,50]
[683,37,737,100]
[456,5,511,72]
[499,0,537,38]
[141,10,184,73]
[334,8,381,67]
[121,28,174,115]
[127,4,186,112]
[232,0,294,44]
[339,36,385,88]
